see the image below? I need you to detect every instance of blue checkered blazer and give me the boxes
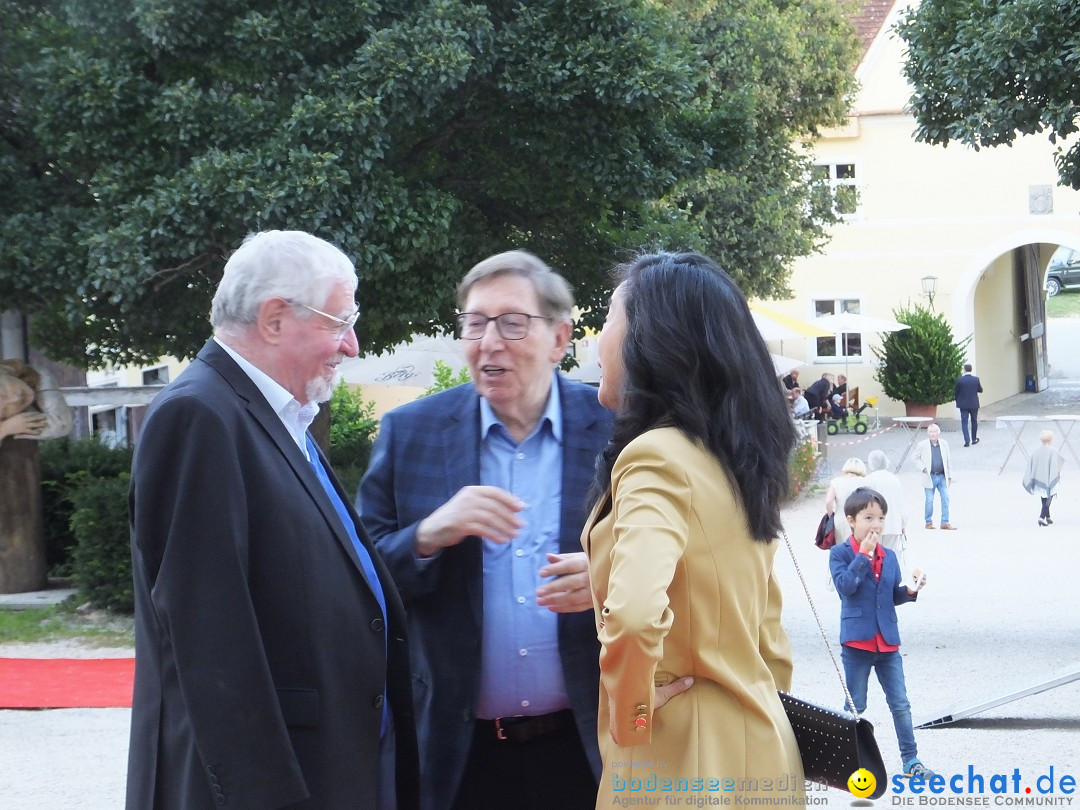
[356,376,613,810]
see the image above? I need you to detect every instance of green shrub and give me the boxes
[39,436,133,576]
[328,382,379,497]
[873,304,970,405]
[69,471,133,613]
[788,433,819,498]
[422,360,471,397]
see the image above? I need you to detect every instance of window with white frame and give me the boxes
[142,366,170,386]
[88,382,129,447]
[90,406,128,448]
[814,298,862,360]
[813,162,860,218]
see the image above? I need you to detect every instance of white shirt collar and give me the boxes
[213,336,318,458]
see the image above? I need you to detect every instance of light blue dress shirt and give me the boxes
[474,373,570,719]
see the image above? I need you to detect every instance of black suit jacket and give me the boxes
[357,377,613,810]
[954,373,983,410]
[804,378,831,410]
[127,340,419,810]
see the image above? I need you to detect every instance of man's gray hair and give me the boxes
[211,230,358,333]
[456,250,574,321]
[867,449,889,472]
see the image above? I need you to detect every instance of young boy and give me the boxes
[830,486,933,778]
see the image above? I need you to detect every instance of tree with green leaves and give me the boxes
[422,360,471,396]
[2,0,858,368]
[326,380,378,495]
[874,304,970,406]
[898,0,1080,190]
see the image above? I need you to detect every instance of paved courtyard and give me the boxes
[779,381,1080,807]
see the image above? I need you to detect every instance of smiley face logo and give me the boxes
[848,768,876,797]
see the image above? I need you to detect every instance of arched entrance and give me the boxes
[955,228,1080,405]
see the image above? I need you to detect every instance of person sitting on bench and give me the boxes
[791,387,812,419]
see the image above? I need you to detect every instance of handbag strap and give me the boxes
[780,528,861,721]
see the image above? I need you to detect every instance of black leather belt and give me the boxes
[478,709,575,743]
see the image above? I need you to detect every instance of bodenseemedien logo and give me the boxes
[608,771,830,805]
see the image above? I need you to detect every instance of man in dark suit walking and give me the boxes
[127,230,419,810]
[358,251,615,810]
[954,363,983,447]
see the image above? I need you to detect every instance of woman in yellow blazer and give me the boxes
[583,252,803,807]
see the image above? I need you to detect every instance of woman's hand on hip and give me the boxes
[655,676,694,711]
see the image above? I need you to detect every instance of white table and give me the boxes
[1048,415,1080,467]
[891,416,934,472]
[995,414,1080,474]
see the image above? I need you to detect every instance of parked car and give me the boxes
[1045,247,1080,296]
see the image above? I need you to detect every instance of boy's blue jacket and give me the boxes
[829,538,917,646]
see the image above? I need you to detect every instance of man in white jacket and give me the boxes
[915,423,955,530]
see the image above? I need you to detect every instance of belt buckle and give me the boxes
[494,717,509,741]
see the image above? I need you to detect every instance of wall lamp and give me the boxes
[921,275,938,310]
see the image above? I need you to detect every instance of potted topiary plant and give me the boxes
[873,304,970,417]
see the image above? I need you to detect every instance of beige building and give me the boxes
[84,358,189,444]
[84,351,420,443]
[762,0,1080,416]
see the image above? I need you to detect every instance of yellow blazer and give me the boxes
[582,427,803,805]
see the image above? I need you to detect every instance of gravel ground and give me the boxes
[3,386,1080,809]
[0,640,133,659]
[777,384,1080,808]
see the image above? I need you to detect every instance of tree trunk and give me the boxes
[0,438,48,593]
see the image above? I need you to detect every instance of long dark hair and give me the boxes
[592,252,796,541]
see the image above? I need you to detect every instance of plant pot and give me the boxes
[903,402,937,418]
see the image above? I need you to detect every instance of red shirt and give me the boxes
[843,537,900,653]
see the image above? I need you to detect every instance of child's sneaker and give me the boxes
[904,759,935,778]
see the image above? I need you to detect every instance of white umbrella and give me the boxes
[750,305,834,342]
[813,312,910,382]
[339,334,466,388]
[572,353,802,383]
[770,353,804,377]
[768,354,803,380]
[812,312,910,334]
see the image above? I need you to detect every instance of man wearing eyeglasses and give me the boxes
[127,230,419,810]
[358,250,614,810]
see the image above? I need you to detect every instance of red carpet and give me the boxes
[0,657,135,708]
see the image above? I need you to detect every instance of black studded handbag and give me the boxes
[778,530,888,799]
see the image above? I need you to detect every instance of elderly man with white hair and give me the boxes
[865,449,910,571]
[915,423,955,530]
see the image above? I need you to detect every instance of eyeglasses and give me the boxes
[289,300,360,340]
[455,312,552,340]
